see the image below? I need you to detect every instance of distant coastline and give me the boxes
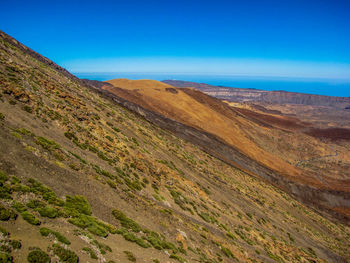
[75,72,350,97]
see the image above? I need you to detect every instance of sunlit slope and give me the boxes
[105,79,301,179]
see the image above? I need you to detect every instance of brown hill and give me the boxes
[103,78,350,223]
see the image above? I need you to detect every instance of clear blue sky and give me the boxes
[1,0,350,79]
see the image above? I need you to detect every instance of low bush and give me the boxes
[0,226,9,237]
[52,244,78,263]
[91,239,112,254]
[16,128,34,136]
[27,249,50,263]
[23,106,33,113]
[40,227,70,245]
[26,199,45,209]
[0,184,12,199]
[112,209,141,232]
[124,251,136,262]
[221,246,234,258]
[169,254,185,262]
[68,214,109,237]
[0,170,9,183]
[0,205,17,221]
[21,211,40,225]
[82,247,98,259]
[9,240,21,250]
[37,205,60,218]
[35,136,60,151]
[65,195,91,216]
[28,178,64,206]
[0,252,13,262]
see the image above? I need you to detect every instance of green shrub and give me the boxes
[89,238,112,254]
[68,214,111,237]
[10,176,21,184]
[16,128,34,136]
[27,249,50,263]
[0,226,9,237]
[82,247,98,259]
[124,178,142,191]
[221,246,234,258]
[106,135,114,142]
[226,232,237,240]
[35,136,60,151]
[64,132,78,141]
[9,240,21,250]
[68,151,87,164]
[23,106,33,113]
[21,211,40,225]
[11,183,30,193]
[92,165,115,179]
[65,195,91,216]
[265,248,284,263]
[0,170,8,183]
[143,231,177,252]
[112,209,141,232]
[116,229,150,248]
[52,244,78,263]
[0,252,13,263]
[26,199,45,209]
[234,229,254,245]
[28,178,64,206]
[37,206,59,218]
[123,251,136,262]
[169,254,185,262]
[0,184,12,199]
[39,227,70,245]
[10,131,22,139]
[0,113,5,121]
[0,205,17,221]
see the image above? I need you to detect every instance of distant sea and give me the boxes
[74,72,350,97]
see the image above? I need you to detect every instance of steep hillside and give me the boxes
[103,79,350,222]
[0,31,350,263]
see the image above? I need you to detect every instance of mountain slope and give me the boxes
[103,78,350,221]
[0,31,350,263]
